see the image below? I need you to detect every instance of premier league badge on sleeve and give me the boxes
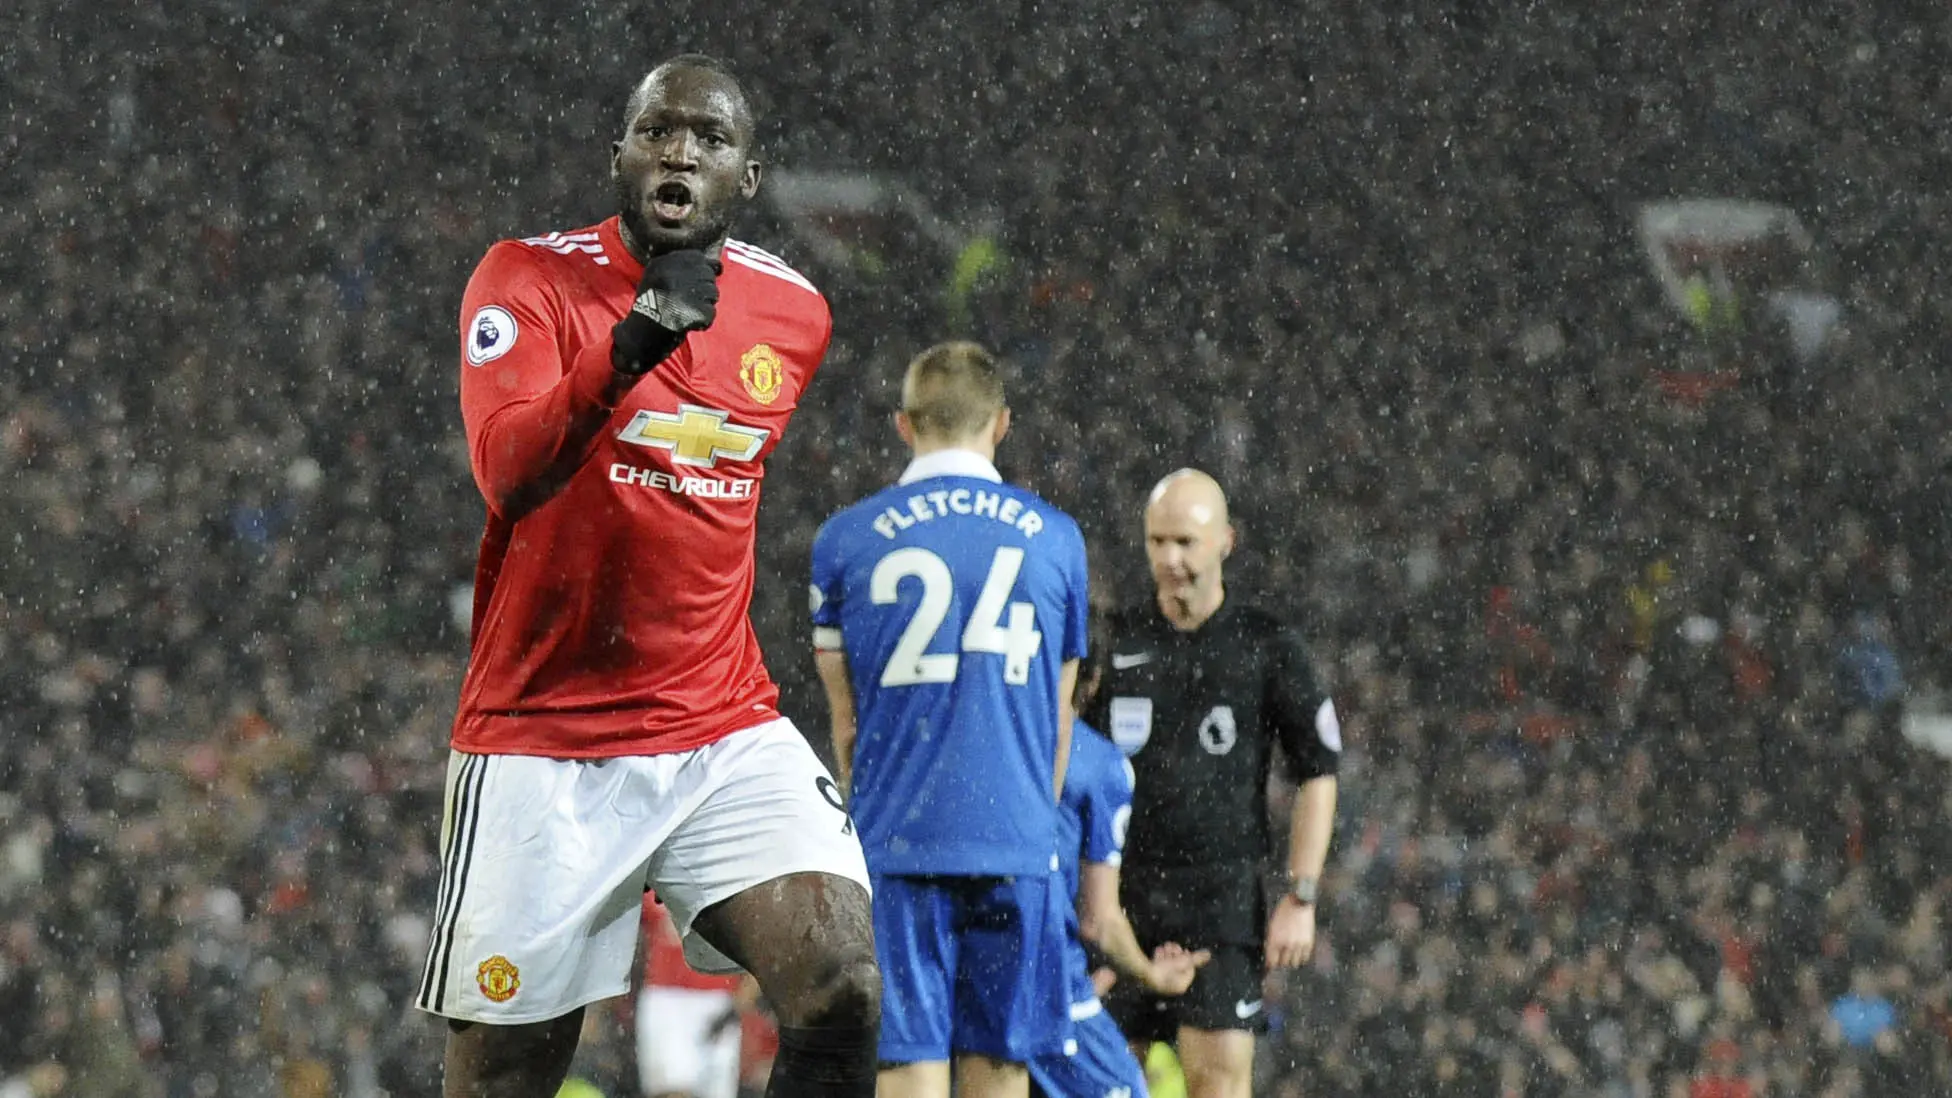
[467,305,518,365]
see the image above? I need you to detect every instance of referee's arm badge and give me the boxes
[1108,696,1153,755]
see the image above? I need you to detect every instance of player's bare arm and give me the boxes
[814,648,858,798]
[1078,861,1209,994]
[1054,658,1078,801]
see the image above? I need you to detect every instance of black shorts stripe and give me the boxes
[430,755,492,1012]
[419,754,487,1009]
[417,754,478,1006]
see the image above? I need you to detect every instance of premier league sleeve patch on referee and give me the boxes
[467,305,518,365]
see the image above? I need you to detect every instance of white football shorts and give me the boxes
[637,986,742,1098]
[415,717,870,1024]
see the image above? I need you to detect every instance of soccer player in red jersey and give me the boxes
[416,55,878,1098]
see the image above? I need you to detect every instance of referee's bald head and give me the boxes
[1144,468,1234,629]
[1147,468,1230,529]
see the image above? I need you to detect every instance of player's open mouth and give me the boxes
[652,182,694,223]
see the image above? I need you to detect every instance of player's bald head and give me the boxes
[1145,468,1230,531]
[622,53,758,139]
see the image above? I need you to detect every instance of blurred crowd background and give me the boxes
[4,0,1949,1095]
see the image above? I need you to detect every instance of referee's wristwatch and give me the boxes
[1287,875,1320,907]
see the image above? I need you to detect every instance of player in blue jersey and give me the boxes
[1031,715,1208,1098]
[811,341,1090,1098]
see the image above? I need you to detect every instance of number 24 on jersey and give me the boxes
[872,546,1042,687]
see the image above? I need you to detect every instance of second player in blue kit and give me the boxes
[1032,719,1152,1098]
[1031,699,1209,1098]
[812,341,1090,1098]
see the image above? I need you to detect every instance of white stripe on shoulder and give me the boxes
[517,229,612,267]
[725,239,816,282]
[725,239,819,295]
[726,238,797,268]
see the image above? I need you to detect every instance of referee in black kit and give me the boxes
[1082,468,1341,1098]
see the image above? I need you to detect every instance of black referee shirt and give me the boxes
[1083,599,1340,873]
[1084,599,1341,947]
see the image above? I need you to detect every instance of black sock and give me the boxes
[765,1024,878,1098]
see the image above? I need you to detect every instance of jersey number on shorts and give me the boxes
[870,546,1042,687]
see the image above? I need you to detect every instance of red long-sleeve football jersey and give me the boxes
[451,217,830,757]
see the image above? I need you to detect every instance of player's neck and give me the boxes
[907,438,995,463]
[1157,583,1225,632]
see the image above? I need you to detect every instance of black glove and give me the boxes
[611,249,720,374]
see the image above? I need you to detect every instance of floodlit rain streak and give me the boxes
[2,1,1946,1095]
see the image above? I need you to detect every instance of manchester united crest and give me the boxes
[740,344,785,405]
[476,955,521,1003]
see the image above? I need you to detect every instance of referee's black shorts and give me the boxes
[1104,941,1269,1042]
[1108,863,1270,1040]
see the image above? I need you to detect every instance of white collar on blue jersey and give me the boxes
[898,449,1003,485]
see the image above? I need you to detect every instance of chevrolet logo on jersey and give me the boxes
[616,404,769,467]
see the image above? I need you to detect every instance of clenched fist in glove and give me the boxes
[611,249,721,375]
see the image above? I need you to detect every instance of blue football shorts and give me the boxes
[872,872,1069,1065]
[1030,997,1149,1098]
